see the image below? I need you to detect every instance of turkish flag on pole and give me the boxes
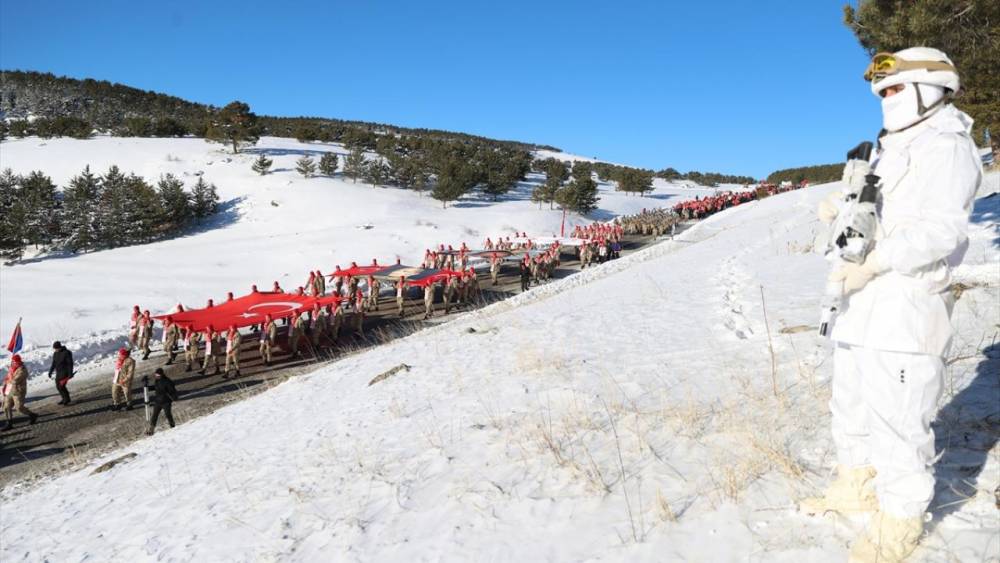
[6,318,23,354]
[154,292,341,332]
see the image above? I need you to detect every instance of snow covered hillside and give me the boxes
[2,177,996,562]
[0,136,727,383]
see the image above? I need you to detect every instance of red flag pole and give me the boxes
[560,208,566,238]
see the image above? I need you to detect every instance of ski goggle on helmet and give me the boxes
[863,47,960,98]
[863,52,957,82]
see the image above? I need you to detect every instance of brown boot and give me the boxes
[800,465,878,516]
[849,510,923,563]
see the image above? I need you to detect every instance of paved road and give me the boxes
[0,232,670,488]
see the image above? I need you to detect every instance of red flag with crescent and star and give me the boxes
[153,292,342,332]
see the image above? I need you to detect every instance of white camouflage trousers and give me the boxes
[831,343,943,518]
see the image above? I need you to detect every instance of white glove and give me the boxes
[817,191,843,224]
[828,251,886,294]
[841,159,870,195]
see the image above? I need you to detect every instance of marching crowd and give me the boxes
[617,208,681,238]
[672,182,809,220]
[3,186,782,434]
[673,190,758,219]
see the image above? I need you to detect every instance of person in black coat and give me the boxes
[519,262,531,292]
[47,341,74,405]
[144,368,179,435]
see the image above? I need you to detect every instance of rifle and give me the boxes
[818,141,880,337]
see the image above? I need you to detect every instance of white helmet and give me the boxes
[867,47,960,95]
[866,47,960,132]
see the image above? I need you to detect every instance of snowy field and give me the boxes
[1,173,996,562]
[0,136,730,385]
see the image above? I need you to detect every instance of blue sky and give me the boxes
[0,1,879,178]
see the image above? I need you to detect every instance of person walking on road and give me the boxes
[162,316,180,365]
[288,312,307,358]
[259,314,277,366]
[128,305,141,350]
[144,368,179,435]
[199,326,221,376]
[223,325,242,379]
[48,341,74,405]
[2,354,38,430]
[110,347,137,411]
[423,282,435,319]
[395,276,406,317]
[137,310,153,360]
[184,327,201,372]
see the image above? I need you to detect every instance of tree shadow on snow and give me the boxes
[450,201,495,209]
[184,196,244,236]
[587,208,618,222]
[244,147,340,158]
[0,440,80,470]
[448,175,546,208]
[927,341,1000,529]
[644,193,685,201]
[8,197,244,267]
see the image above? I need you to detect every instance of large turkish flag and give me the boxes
[154,292,342,332]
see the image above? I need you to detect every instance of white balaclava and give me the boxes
[869,47,959,133]
[881,82,947,132]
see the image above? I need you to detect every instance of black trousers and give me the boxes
[55,377,71,403]
[150,402,175,428]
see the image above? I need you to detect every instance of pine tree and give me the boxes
[19,170,59,247]
[63,165,102,251]
[531,185,546,210]
[294,125,319,143]
[251,153,273,175]
[318,152,339,176]
[387,153,420,190]
[96,166,131,247]
[617,168,654,196]
[0,169,25,259]
[343,147,366,183]
[205,100,261,153]
[557,175,600,215]
[129,174,163,243]
[570,161,593,182]
[191,177,220,219]
[296,155,316,178]
[158,173,192,230]
[8,121,29,138]
[432,156,476,208]
[363,158,390,187]
[541,158,570,209]
[656,167,682,181]
[844,0,999,142]
[479,148,522,201]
